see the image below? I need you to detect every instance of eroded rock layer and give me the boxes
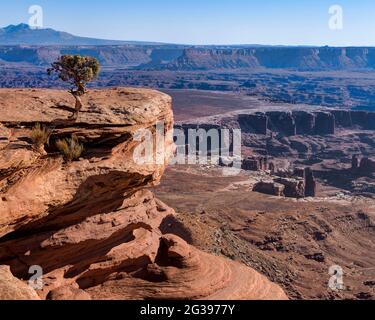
[0,88,287,300]
[0,265,40,300]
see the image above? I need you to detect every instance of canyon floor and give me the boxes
[153,90,375,300]
[154,164,375,300]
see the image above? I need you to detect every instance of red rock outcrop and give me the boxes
[275,177,305,198]
[253,181,285,197]
[0,88,287,300]
[0,265,40,300]
[241,156,269,171]
[238,113,268,135]
[267,111,296,136]
[304,168,317,197]
[237,109,375,137]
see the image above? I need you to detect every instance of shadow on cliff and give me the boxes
[0,221,152,284]
[315,167,374,194]
[159,215,193,244]
[1,171,154,240]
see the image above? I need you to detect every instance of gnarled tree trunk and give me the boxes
[74,94,83,111]
[69,87,84,120]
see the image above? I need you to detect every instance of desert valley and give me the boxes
[0,21,374,302]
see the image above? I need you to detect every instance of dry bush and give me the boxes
[31,123,50,153]
[56,134,84,162]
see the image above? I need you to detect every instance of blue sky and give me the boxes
[1,0,374,45]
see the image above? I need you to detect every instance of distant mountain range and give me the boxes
[0,23,164,46]
[1,45,375,71]
[1,24,375,71]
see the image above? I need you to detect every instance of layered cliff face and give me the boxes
[236,109,375,137]
[2,46,375,71]
[0,88,287,300]
[157,47,375,71]
[0,46,183,68]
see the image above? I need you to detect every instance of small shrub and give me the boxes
[31,123,50,154]
[56,134,84,162]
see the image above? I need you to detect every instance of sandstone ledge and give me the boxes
[0,87,172,125]
[0,265,40,300]
[0,88,287,300]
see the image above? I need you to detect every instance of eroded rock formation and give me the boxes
[238,109,374,137]
[252,166,317,199]
[0,88,287,300]
[304,168,317,197]
[0,265,40,300]
[274,177,305,198]
[238,113,268,135]
[351,156,375,176]
[242,156,269,171]
[359,157,375,175]
[253,181,285,197]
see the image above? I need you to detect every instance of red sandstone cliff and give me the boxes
[0,88,287,300]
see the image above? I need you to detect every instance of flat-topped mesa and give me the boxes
[0,88,287,300]
[267,111,296,136]
[152,47,375,71]
[236,109,375,137]
[238,113,268,135]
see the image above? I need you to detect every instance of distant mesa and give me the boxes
[237,109,375,137]
[1,24,375,71]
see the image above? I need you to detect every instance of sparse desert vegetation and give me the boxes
[30,123,50,154]
[56,134,84,162]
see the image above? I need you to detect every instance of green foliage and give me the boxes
[31,123,50,150]
[56,134,84,162]
[47,55,100,95]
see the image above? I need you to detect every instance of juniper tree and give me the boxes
[48,55,100,119]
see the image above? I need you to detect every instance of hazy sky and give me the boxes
[1,0,374,46]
